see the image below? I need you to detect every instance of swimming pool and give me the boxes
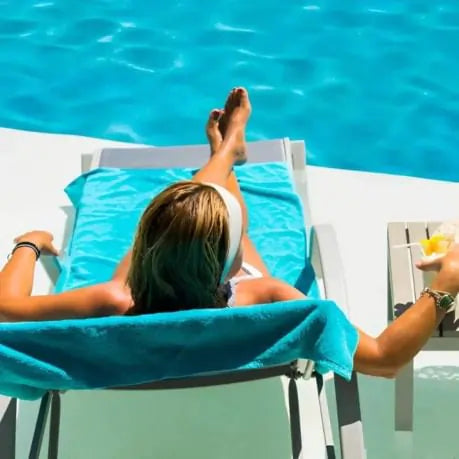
[0,1,457,181]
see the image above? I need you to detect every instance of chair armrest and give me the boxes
[297,223,351,380]
[310,224,350,317]
[310,225,366,458]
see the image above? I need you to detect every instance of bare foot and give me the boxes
[206,109,223,155]
[219,87,251,165]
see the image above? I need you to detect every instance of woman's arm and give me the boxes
[0,231,129,321]
[249,249,459,378]
[0,283,123,321]
[0,248,38,298]
[0,231,58,298]
[111,250,132,283]
[354,248,459,377]
[354,293,443,378]
[257,278,440,377]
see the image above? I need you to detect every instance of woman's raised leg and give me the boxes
[205,88,270,277]
[114,88,268,286]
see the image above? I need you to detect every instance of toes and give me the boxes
[230,88,238,106]
[218,109,227,136]
[207,109,224,145]
[236,87,247,97]
[224,88,237,112]
[208,109,221,125]
[224,93,231,112]
[235,87,249,105]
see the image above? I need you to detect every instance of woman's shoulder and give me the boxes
[234,277,305,306]
[233,277,272,306]
[96,281,134,315]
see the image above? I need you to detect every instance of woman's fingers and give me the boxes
[416,256,443,271]
[42,243,59,256]
[12,231,59,255]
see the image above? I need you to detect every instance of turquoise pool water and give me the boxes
[0,1,457,181]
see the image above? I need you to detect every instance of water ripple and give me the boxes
[0,0,457,181]
[0,18,36,36]
[33,2,53,8]
[214,22,256,33]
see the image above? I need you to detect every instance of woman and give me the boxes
[0,88,458,378]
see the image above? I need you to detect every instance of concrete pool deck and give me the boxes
[1,127,458,458]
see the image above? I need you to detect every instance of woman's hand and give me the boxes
[417,244,459,295]
[14,231,59,256]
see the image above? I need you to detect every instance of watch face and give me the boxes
[439,295,454,310]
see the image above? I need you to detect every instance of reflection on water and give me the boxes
[416,365,459,381]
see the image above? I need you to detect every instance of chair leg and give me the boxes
[48,391,61,459]
[287,379,303,459]
[334,372,366,459]
[395,360,414,431]
[283,376,331,459]
[29,392,52,459]
[315,375,336,459]
[0,396,17,459]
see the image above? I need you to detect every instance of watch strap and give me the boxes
[421,287,456,312]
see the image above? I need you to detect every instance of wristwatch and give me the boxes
[421,288,456,312]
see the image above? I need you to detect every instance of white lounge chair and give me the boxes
[1,139,365,459]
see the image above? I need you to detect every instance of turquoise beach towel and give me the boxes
[0,299,358,400]
[0,162,358,400]
[56,163,317,294]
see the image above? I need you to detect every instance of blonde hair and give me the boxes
[127,181,230,314]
